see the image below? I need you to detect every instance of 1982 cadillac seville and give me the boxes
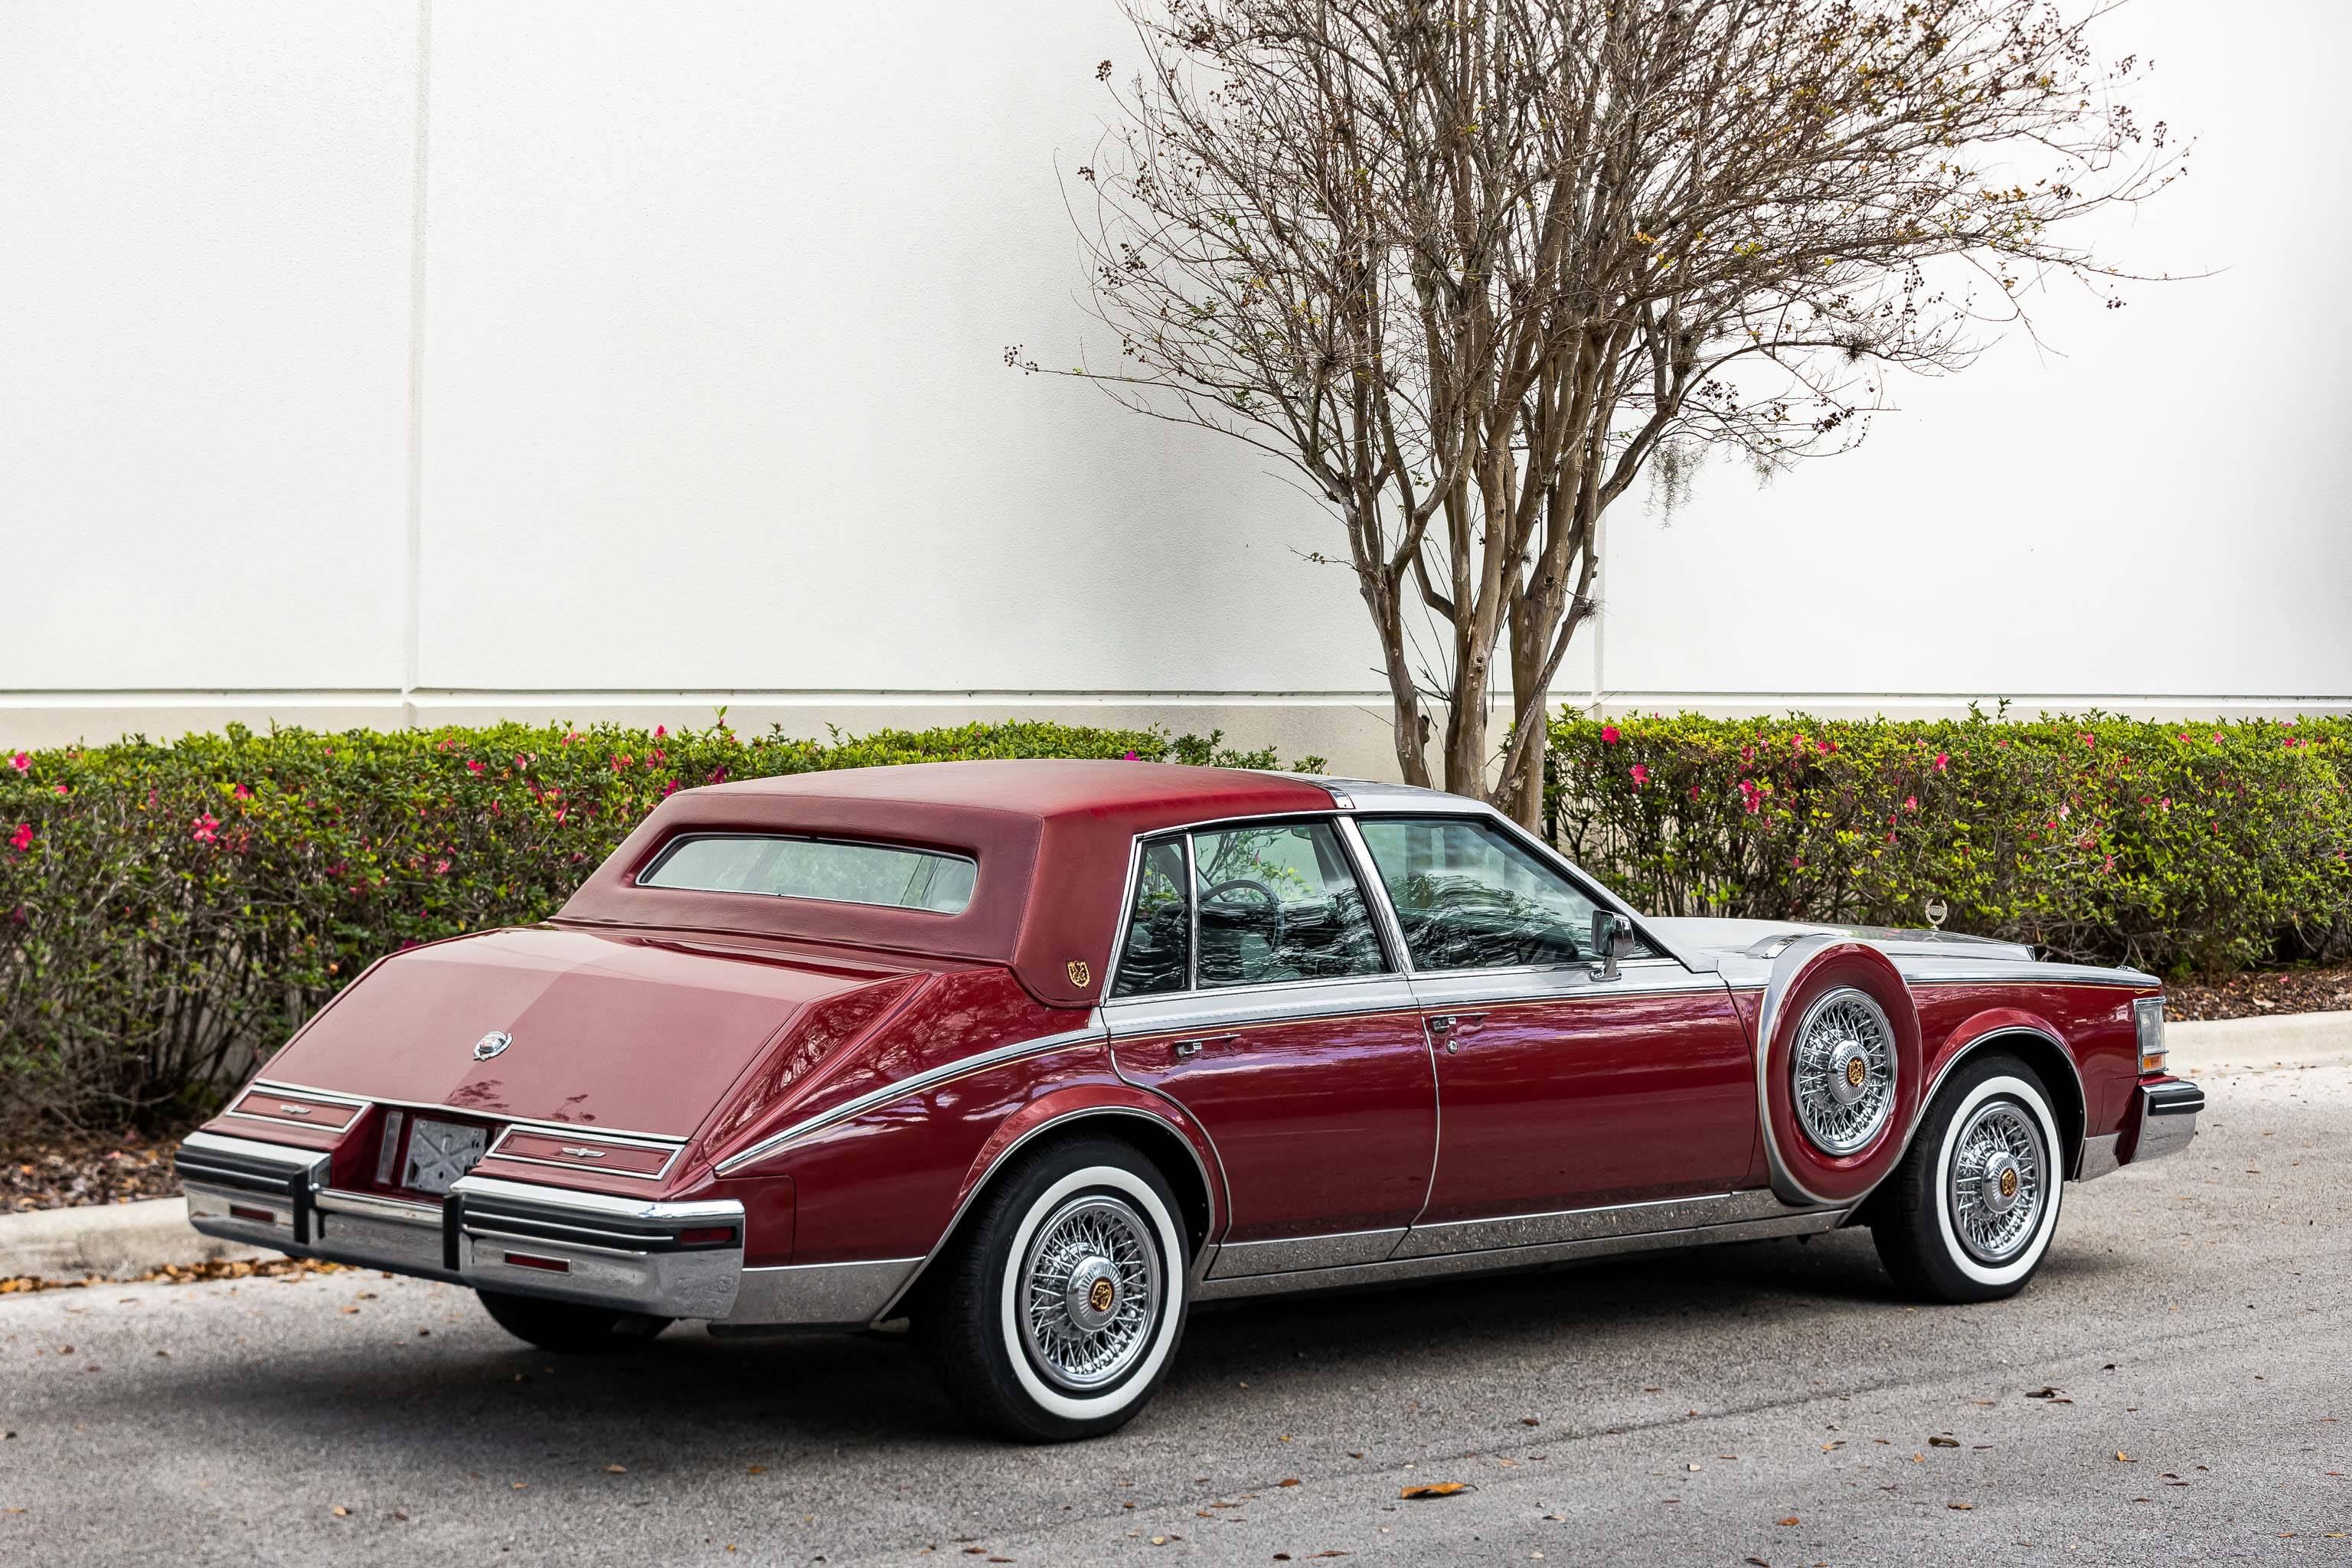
[178,760,2202,1439]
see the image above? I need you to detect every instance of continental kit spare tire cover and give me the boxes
[1756,938,1923,1206]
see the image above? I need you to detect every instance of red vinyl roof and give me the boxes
[554,760,1338,1008]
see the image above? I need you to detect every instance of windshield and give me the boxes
[638,833,977,914]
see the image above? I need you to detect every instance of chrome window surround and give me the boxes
[1102,798,1695,1008]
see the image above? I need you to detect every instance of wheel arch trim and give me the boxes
[870,1096,1224,1324]
[1914,1017,2089,1174]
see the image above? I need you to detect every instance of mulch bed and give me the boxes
[4,963,2347,1223]
[5,1130,184,1215]
[2163,963,2352,1023]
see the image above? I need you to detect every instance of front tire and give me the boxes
[920,1136,1190,1442]
[475,1289,671,1354]
[1870,1053,2066,1303]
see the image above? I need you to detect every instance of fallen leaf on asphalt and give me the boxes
[604,1465,626,1474]
[1400,1483,1470,1499]
[1820,1441,1844,1452]
[1928,1436,1959,1448]
[1746,1557,1771,1566]
[1521,1418,1540,1426]
[1778,1517,1800,1526]
[1948,1503,1974,1511]
[2115,1452,2134,1463]
[1279,1478,1300,1487]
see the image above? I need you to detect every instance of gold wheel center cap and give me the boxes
[1999,1167,2019,1199]
[1089,1277,1116,1315]
[1845,1056,1868,1089]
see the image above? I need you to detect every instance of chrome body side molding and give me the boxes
[1390,1188,1808,1259]
[712,1021,1106,1175]
[2074,1131,2123,1182]
[1209,1229,1409,1278]
[1194,1205,1851,1302]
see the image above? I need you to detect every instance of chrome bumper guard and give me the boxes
[177,1132,746,1321]
[2129,1079,2203,1165]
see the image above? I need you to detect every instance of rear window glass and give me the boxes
[639,834,977,914]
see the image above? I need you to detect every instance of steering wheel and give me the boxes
[1198,877,1287,952]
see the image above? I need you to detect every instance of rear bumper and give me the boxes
[178,1132,745,1321]
[2126,1078,2204,1165]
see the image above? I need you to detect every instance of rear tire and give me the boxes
[475,1289,671,1354]
[1870,1053,2066,1303]
[919,1135,1190,1442]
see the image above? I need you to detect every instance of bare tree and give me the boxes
[1011,0,2183,823]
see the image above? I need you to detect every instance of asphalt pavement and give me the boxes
[3,1057,2347,1566]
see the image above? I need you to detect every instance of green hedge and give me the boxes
[0,719,1320,1133]
[1545,710,2352,977]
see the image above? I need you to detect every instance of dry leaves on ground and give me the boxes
[2,1258,348,1296]
[1399,1483,1470,1500]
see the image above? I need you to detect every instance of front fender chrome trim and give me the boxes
[710,1021,1106,1175]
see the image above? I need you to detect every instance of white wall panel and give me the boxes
[0,2,417,692]
[415,0,1379,695]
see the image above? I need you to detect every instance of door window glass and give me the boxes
[1191,821,1387,988]
[1110,838,1191,998]
[1356,818,1649,972]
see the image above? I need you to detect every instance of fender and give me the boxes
[1922,1006,2089,1152]
[871,1084,1229,1321]
[1756,938,1926,1207]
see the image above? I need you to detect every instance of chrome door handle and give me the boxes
[1426,1012,1487,1033]
[1171,1034,1238,1059]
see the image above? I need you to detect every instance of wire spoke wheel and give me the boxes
[1946,1100,2048,1265]
[1792,988,1897,1155]
[1018,1194,1161,1393]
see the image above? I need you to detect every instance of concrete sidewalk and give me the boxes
[0,1196,266,1282]
[4,1008,2344,1285]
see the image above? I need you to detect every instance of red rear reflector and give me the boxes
[501,1252,570,1273]
[228,1204,274,1224]
[676,1227,736,1247]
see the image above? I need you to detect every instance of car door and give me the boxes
[1352,815,1756,1253]
[1104,819,1437,1277]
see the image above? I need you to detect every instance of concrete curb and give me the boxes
[2169,1011,2352,1073]
[5,1011,2348,1286]
[0,1197,267,1282]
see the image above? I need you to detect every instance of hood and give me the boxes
[262,925,908,1138]
[1644,916,2037,964]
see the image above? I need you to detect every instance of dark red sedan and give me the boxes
[178,761,2200,1439]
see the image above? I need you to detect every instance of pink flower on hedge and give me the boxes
[53,784,67,795]
[466,760,485,775]
[433,858,451,875]
[654,725,668,739]
[1903,795,1918,811]
[1740,745,1755,766]
[6,752,26,773]
[1817,739,1835,754]
[1738,779,1762,814]
[7,823,30,852]
[1932,752,1949,772]
[1687,784,1701,801]
[1122,750,1139,760]
[1628,763,1649,789]
[660,780,681,799]
[1600,725,1621,745]
[191,813,219,844]
[233,782,251,800]
[612,754,634,772]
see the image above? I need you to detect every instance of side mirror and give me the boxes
[1590,910,1634,982]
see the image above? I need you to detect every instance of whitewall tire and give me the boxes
[920,1136,1190,1441]
[1870,1054,2066,1303]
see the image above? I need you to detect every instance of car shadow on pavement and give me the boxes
[95,1227,2127,1467]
